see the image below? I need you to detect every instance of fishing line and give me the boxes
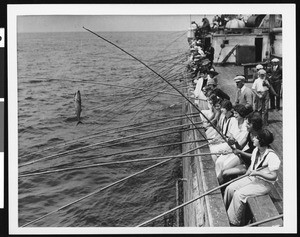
[20,145,206,228]
[82,27,231,149]
[18,77,184,98]
[124,81,174,123]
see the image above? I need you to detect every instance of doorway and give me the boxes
[255,37,263,62]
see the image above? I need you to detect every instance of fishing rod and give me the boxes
[123,85,171,123]
[24,126,205,172]
[19,121,203,168]
[20,113,199,160]
[136,166,268,227]
[83,27,232,149]
[246,214,283,227]
[20,144,207,228]
[20,144,225,178]
[184,108,209,143]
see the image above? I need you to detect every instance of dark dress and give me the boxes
[240,133,255,167]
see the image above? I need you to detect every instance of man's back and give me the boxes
[235,86,254,107]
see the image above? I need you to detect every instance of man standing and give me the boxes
[252,69,270,126]
[267,58,282,110]
[205,43,215,64]
[234,75,254,109]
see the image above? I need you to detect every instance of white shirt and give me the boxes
[249,147,281,184]
[252,78,269,92]
[193,77,206,100]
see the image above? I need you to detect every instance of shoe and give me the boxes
[229,222,240,227]
[277,108,281,111]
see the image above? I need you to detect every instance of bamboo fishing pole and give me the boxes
[183,110,209,143]
[27,126,207,171]
[20,146,227,178]
[20,113,200,160]
[20,144,206,227]
[19,121,203,168]
[246,214,283,227]
[82,27,232,149]
[136,166,268,227]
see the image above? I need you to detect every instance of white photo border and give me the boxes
[8,3,297,235]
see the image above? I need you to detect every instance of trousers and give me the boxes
[255,92,270,126]
[269,82,281,109]
[224,176,272,225]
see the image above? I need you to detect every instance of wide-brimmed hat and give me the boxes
[234,75,245,82]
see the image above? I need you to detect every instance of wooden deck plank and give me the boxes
[247,195,283,226]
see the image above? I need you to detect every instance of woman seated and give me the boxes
[224,128,281,226]
[200,93,219,126]
[192,73,210,110]
[206,100,239,162]
[214,105,254,184]
[217,112,263,184]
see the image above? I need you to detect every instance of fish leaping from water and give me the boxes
[74,90,83,126]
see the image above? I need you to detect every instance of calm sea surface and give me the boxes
[17,31,189,227]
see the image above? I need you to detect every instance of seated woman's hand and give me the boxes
[227,137,236,146]
[233,148,241,155]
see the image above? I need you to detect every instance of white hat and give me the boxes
[271,58,279,63]
[258,69,266,75]
[234,75,245,82]
[256,64,263,70]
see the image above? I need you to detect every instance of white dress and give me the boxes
[193,77,209,110]
[215,120,249,177]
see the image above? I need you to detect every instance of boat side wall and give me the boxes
[181,94,230,227]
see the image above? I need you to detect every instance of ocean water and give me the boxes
[17,31,189,227]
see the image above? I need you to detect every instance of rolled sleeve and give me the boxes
[267,152,281,172]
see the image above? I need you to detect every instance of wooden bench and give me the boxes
[241,62,268,82]
[247,193,283,226]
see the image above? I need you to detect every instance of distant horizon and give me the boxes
[17,30,188,33]
[17,15,213,33]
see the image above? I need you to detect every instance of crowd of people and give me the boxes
[187,34,282,226]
